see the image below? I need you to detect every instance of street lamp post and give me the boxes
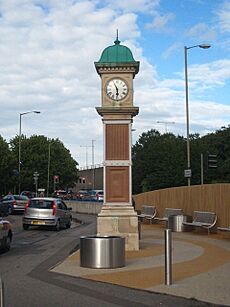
[47,141,51,197]
[156,121,175,133]
[80,145,91,167]
[184,44,210,186]
[92,139,95,189]
[18,110,40,194]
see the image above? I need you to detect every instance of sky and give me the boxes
[0,0,230,168]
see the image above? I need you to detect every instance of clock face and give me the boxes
[106,78,128,101]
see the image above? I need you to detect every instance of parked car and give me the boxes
[89,190,104,202]
[76,190,91,201]
[52,190,68,200]
[22,197,72,231]
[0,219,13,252]
[2,195,29,214]
[20,191,36,199]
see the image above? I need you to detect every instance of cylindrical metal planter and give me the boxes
[80,236,125,269]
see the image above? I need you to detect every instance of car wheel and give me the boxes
[55,220,60,231]
[1,234,11,252]
[8,206,13,215]
[23,224,29,230]
[66,220,71,229]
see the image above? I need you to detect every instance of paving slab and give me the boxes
[51,224,230,306]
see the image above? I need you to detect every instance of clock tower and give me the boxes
[95,35,139,250]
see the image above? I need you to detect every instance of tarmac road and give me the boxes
[0,213,217,307]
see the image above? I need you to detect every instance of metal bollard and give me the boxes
[0,277,4,307]
[164,229,172,285]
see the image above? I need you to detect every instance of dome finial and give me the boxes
[114,29,120,45]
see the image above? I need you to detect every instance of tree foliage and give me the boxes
[0,135,78,195]
[0,136,17,195]
[132,126,230,194]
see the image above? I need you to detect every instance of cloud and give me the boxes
[187,59,230,90]
[145,12,174,32]
[217,1,230,33]
[186,23,216,41]
[0,1,229,167]
[103,0,160,13]
[0,1,145,166]
[162,42,182,59]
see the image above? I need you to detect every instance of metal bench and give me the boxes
[137,205,157,224]
[154,208,184,222]
[183,211,217,234]
[218,226,230,232]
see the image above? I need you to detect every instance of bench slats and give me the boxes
[183,210,217,234]
[137,205,157,224]
[218,226,230,232]
[155,208,183,221]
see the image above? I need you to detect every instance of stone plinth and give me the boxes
[97,205,139,251]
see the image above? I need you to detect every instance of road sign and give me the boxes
[184,169,192,178]
[33,171,39,179]
[207,154,217,168]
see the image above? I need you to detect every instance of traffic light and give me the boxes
[54,175,59,183]
[207,154,217,169]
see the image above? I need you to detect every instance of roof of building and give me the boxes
[95,34,140,75]
[97,37,136,63]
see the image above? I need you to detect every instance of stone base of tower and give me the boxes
[97,205,139,251]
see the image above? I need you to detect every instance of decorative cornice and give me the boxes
[95,62,139,76]
[96,106,139,117]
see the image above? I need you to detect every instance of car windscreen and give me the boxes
[15,195,28,200]
[3,195,13,201]
[29,200,53,209]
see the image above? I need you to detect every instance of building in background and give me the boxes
[75,165,103,191]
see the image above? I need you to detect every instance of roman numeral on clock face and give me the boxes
[106,78,128,101]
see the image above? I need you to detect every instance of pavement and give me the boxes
[51,222,230,306]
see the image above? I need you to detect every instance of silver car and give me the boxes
[2,194,29,214]
[90,190,104,202]
[22,198,72,231]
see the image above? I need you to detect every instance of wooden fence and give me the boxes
[133,183,230,227]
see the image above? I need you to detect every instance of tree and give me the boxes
[132,130,186,194]
[9,135,78,194]
[132,126,230,194]
[0,136,17,195]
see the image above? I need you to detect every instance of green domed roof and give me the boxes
[95,36,139,75]
[98,38,136,63]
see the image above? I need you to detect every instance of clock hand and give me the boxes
[113,82,119,99]
[113,81,118,91]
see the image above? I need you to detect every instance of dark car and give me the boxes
[0,219,13,252]
[20,191,36,199]
[0,200,9,217]
[52,190,68,200]
[76,190,91,201]
[2,195,29,214]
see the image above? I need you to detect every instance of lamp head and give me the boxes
[199,44,211,49]
[34,111,41,114]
